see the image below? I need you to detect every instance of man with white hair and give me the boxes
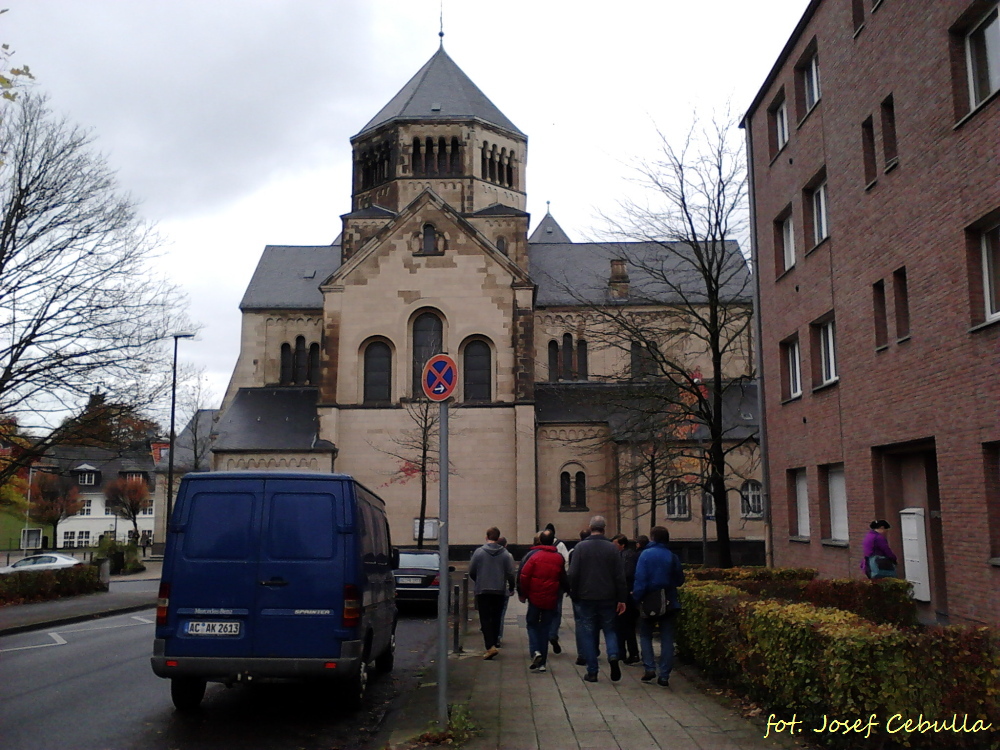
[567,515,627,683]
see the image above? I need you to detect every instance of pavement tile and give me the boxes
[577,729,619,748]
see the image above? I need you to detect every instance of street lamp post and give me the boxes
[165,332,196,541]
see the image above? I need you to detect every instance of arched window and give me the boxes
[499,149,508,187]
[488,146,497,182]
[422,224,437,254]
[741,480,764,518]
[562,333,573,380]
[463,340,491,401]
[294,336,307,384]
[481,142,489,179]
[412,137,423,175]
[576,340,588,381]
[438,137,447,173]
[364,341,392,403]
[425,137,435,174]
[506,157,514,188]
[412,312,443,395]
[308,343,320,385]
[450,136,461,173]
[575,472,587,509]
[560,472,572,508]
[496,236,507,255]
[665,481,689,519]
[548,341,560,381]
[280,343,293,385]
[703,488,715,520]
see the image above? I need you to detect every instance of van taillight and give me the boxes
[342,584,361,627]
[156,582,170,627]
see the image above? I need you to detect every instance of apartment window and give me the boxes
[824,464,849,542]
[985,443,1000,558]
[78,531,91,547]
[811,182,829,244]
[79,498,92,517]
[122,472,145,483]
[463,339,491,401]
[967,5,1000,107]
[862,116,877,186]
[78,472,96,487]
[774,209,795,273]
[141,505,153,516]
[364,341,392,403]
[703,489,715,520]
[741,480,764,519]
[813,317,838,386]
[983,222,1000,321]
[63,531,76,548]
[893,267,911,338]
[665,481,689,519]
[880,95,898,167]
[781,336,802,400]
[768,94,789,155]
[873,280,888,348]
[799,52,822,113]
[791,468,810,537]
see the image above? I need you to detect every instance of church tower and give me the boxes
[340,46,530,270]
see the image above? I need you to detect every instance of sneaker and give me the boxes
[483,647,499,660]
[657,677,670,687]
[575,656,587,666]
[641,671,656,683]
[530,652,544,670]
[536,664,547,673]
[550,638,562,654]
[583,672,598,683]
[609,660,622,682]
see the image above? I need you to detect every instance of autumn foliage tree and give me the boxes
[103,477,151,540]
[29,472,83,546]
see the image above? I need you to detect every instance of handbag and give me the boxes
[639,588,669,618]
[867,555,896,579]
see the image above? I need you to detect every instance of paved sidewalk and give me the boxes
[0,559,161,636]
[386,597,806,750]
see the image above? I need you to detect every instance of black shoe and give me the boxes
[583,672,598,683]
[575,656,587,666]
[609,660,622,682]
[623,655,641,665]
[657,677,670,687]
[641,671,656,682]
[550,638,562,654]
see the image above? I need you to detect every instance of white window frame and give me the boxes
[78,472,95,486]
[819,319,838,384]
[78,531,91,547]
[827,465,849,542]
[795,469,810,537]
[982,222,1000,321]
[665,481,689,519]
[141,504,154,516]
[787,339,802,399]
[122,472,144,483]
[967,5,1000,108]
[741,481,764,519]
[702,489,715,520]
[776,100,789,149]
[62,531,76,548]
[804,54,822,110]
[79,498,91,517]
[812,182,829,244]
[782,215,796,270]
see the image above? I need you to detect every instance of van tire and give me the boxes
[342,659,368,711]
[375,628,396,673]
[170,677,206,711]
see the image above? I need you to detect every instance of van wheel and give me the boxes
[342,659,368,711]
[375,629,396,673]
[170,677,206,711]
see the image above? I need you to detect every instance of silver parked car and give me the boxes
[0,553,84,575]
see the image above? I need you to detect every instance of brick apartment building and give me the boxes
[743,0,1000,625]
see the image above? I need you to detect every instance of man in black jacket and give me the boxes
[567,516,627,683]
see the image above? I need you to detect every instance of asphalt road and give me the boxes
[0,603,439,750]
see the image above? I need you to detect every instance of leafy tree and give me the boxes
[0,93,187,487]
[29,472,83,546]
[58,391,160,451]
[104,477,151,540]
[0,417,30,509]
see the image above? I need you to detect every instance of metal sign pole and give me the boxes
[436,399,449,729]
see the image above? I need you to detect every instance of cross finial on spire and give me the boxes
[546,200,551,214]
[439,0,444,45]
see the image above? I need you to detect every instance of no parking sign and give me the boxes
[421,354,458,401]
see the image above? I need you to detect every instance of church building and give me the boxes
[209,45,762,557]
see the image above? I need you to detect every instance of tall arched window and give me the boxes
[665,481,689,519]
[463,340,491,401]
[481,142,489,179]
[294,336,307,384]
[422,224,437,254]
[412,137,423,174]
[308,343,320,385]
[450,136,461,173]
[364,341,392,403]
[561,333,573,380]
[280,343,293,385]
[412,312,443,395]
[496,236,507,255]
[741,480,764,518]
[575,472,587,509]
[576,340,588,380]
[438,136,447,173]
[560,472,572,508]
[548,341,560,381]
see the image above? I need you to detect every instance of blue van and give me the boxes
[151,472,397,711]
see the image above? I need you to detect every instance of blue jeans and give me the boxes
[549,590,564,641]
[573,600,619,674]
[526,603,556,661]
[639,611,677,680]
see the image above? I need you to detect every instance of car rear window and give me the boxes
[399,552,439,569]
[184,492,255,560]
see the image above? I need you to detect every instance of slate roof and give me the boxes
[341,205,397,219]
[212,388,335,452]
[36,446,157,490]
[240,244,342,311]
[358,46,523,137]
[471,203,529,217]
[528,238,751,307]
[529,213,572,243]
[154,409,218,473]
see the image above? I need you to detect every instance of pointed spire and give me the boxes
[529,212,572,244]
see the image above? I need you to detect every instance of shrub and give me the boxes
[676,582,747,679]
[0,564,104,605]
[686,566,818,583]
[734,577,918,627]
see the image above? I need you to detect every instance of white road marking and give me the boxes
[131,615,154,624]
[0,631,66,653]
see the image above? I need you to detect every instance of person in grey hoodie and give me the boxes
[468,526,516,659]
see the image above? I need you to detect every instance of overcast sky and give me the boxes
[3,0,809,407]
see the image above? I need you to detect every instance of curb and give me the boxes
[0,599,157,638]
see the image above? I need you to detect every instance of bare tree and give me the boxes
[104,476,151,540]
[29,471,83,547]
[175,369,217,472]
[0,94,188,486]
[545,115,752,567]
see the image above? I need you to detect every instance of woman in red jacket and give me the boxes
[518,529,569,672]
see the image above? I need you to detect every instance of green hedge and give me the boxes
[686,566,818,582]
[735,577,918,627]
[677,585,1000,749]
[0,564,105,605]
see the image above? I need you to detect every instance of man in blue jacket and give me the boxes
[631,525,685,687]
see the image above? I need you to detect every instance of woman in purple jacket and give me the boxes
[860,519,898,578]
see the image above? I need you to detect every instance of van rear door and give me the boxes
[253,477,350,659]
[164,477,262,658]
